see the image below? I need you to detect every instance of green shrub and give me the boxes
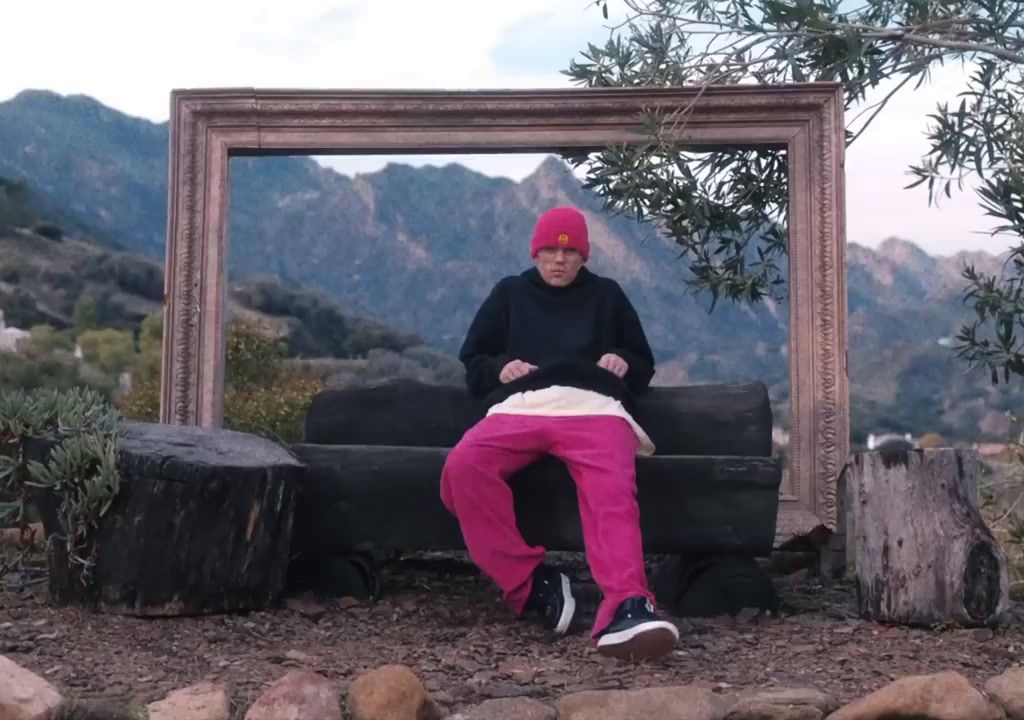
[230,278,420,358]
[225,370,322,442]
[31,222,63,242]
[72,295,99,333]
[0,176,35,231]
[0,349,94,394]
[77,328,136,376]
[0,287,52,329]
[27,325,76,354]
[120,317,323,442]
[0,386,121,588]
[226,321,286,388]
[119,378,159,423]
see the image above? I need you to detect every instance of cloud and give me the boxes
[843,62,1015,255]
[0,0,574,120]
[235,5,362,60]
[490,5,610,77]
[0,0,1012,255]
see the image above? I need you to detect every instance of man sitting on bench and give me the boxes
[440,206,679,660]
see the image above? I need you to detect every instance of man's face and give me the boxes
[534,247,584,287]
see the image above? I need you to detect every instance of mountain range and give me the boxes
[0,89,1019,442]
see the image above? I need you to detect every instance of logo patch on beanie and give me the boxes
[557,233,570,245]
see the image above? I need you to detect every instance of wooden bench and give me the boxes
[289,378,783,616]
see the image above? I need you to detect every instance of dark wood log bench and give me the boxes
[289,379,784,617]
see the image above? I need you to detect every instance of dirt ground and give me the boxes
[1,551,1022,714]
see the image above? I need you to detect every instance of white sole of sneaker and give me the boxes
[596,620,679,659]
[554,573,576,635]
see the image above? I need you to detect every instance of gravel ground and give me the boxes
[1,551,1022,714]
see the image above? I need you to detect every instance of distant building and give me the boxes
[772,427,790,447]
[0,310,29,352]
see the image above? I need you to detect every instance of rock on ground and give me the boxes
[347,664,441,720]
[556,685,728,720]
[458,696,557,720]
[826,671,1004,720]
[984,667,1024,720]
[0,655,63,720]
[725,687,836,720]
[147,682,231,720]
[244,670,340,720]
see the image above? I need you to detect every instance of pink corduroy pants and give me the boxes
[439,412,655,638]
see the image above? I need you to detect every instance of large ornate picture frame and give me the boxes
[161,84,848,540]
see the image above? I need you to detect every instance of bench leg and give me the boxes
[651,554,780,618]
[287,550,382,602]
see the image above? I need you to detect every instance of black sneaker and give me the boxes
[596,596,679,659]
[524,565,576,635]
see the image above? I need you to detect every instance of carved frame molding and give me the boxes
[161,84,848,533]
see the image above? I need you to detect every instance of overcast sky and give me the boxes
[0,0,1012,256]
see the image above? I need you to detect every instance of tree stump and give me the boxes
[849,448,1010,626]
[33,421,302,616]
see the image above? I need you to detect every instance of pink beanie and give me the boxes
[530,206,590,261]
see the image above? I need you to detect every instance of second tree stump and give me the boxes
[849,447,1010,627]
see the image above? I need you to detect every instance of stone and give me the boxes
[460,697,557,720]
[347,664,441,720]
[726,688,836,720]
[985,668,1024,720]
[286,597,328,621]
[556,686,727,720]
[0,655,64,720]
[148,682,231,720]
[827,671,1004,720]
[497,658,539,684]
[245,670,340,720]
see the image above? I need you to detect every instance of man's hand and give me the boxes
[500,359,538,384]
[597,353,629,378]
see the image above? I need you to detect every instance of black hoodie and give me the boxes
[459,266,655,410]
